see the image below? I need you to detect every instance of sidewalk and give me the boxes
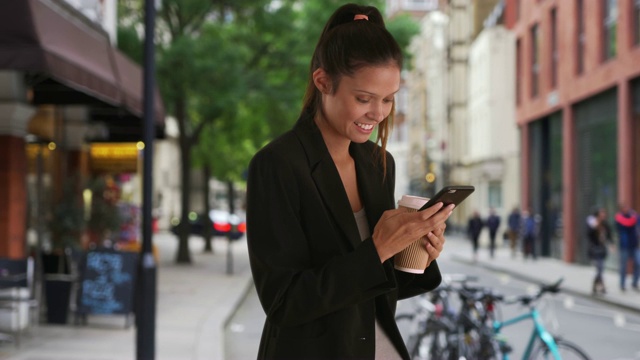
[443,234,640,315]
[0,232,254,360]
[0,231,638,360]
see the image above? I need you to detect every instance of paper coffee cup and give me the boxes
[394,195,430,274]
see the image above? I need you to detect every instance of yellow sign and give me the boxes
[90,143,139,173]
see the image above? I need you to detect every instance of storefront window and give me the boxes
[488,182,502,209]
[574,90,618,264]
[26,142,54,251]
[633,79,640,208]
[528,112,563,258]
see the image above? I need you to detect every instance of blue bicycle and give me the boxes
[491,278,590,360]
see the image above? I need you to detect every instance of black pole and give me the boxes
[226,181,235,275]
[136,0,157,358]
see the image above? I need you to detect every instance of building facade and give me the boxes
[467,24,520,243]
[405,0,517,237]
[0,0,164,258]
[505,0,640,263]
[406,11,450,200]
[386,0,440,201]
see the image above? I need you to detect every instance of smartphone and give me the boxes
[418,185,475,211]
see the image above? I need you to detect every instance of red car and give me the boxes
[171,210,246,240]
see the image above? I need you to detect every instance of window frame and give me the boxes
[576,0,586,75]
[550,7,558,88]
[516,38,522,105]
[602,0,618,61]
[531,23,540,98]
[634,0,640,46]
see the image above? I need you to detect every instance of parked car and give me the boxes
[170,210,246,240]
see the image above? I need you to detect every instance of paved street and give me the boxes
[225,234,640,359]
[0,231,638,359]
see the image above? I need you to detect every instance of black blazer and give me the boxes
[246,111,442,359]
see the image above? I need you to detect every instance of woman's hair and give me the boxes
[302,3,403,173]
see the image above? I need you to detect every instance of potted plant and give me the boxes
[44,178,85,324]
[86,176,122,248]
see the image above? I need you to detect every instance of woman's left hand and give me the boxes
[423,223,446,266]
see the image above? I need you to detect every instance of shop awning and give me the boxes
[0,0,165,136]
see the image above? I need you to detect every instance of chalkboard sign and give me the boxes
[77,249,138,318]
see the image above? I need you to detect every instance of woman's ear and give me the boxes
[312,68,332,94]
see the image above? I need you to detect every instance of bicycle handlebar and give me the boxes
[503,277,564,306]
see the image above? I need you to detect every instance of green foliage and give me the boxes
[117,0,417,182]
[87,177,122,241]
[386,14,421,68]
[49,177,85,250]
[189,1,310,180]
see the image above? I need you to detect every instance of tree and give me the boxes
[117,0,420,264]
[119,0,286,263]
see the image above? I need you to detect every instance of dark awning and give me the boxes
[0,0,165,137]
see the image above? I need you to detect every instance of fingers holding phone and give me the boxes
[392,186,474,273]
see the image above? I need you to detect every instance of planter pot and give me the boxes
[44,275,73,324]
[42,253,69,274]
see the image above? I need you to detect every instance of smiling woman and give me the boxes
[314,65,400,147]
[245,3,453,360]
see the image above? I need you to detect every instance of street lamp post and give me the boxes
[136,0,157,358]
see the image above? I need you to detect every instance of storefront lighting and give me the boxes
[82,189,92,221]
[425,172,436,183]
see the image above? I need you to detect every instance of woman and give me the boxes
[587,208,612,295]
[246,4,453,359]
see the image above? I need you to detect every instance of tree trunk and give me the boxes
[227,180,236,215]
[176,95,192,264]
[202,165,214,253]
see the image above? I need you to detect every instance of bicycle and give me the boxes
[491,278,591,360]
[396,274,479,360]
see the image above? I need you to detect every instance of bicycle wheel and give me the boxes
[529,337,591,360]
[411,323,452,360]
[476,332,503,360]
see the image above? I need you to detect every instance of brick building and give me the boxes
[505,0,640,263]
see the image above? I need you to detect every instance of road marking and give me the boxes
[559,299,640,333]
[229,323,245,333]
[498,274,511,285]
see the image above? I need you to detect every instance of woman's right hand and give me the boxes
[371,202,455,263]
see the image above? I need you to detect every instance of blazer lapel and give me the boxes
[294,112,362,249]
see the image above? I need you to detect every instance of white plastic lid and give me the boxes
[397,195,429,209]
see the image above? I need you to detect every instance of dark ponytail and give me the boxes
[302,3,403,174]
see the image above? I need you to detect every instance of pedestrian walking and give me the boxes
[506,206,521,258]
[614,203,639,292]
[245,4,451,359]
[586,208,613,295]
[486,208,501,258]
[467,210,484,261]
[521,209,538,260]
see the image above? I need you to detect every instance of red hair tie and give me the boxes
[354,14,368,21]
